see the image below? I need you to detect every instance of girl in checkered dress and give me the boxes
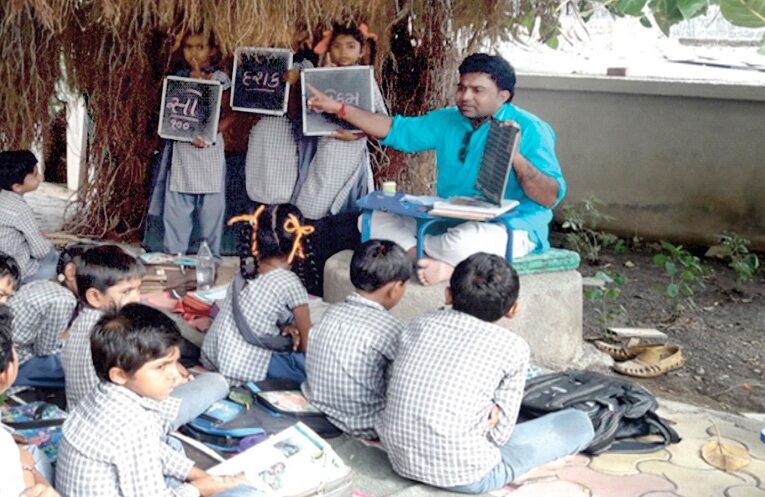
[201,204,317,385]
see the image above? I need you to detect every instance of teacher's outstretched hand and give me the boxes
[306,84,342,115]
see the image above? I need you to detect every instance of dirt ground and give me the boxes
[569,237,765,414]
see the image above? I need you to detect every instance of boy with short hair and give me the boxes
[0,304,60,497]
[0,150,59,283]
[60,245,228,427]
[56,304,253,497]
[303,239,411,439]
[378,253,594,493]
[0,251,21,304]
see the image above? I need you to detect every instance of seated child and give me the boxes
[9,245,86,388]
[303,239,411,439]
[56,303,253,497]
[0,150,59,283]
[0,251,21,304]
[378,253,595,493]
[201,204,314,385]
[0,304,60,497]
[60,245,227,427]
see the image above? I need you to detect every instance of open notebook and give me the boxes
[429,119,520,221]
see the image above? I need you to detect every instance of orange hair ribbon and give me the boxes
[227,205,266,257]
[283,214,315,264]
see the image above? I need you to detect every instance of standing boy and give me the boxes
[303,240,411,439]
[0,151,59,283]
[56,304,253,497]
[378,253,594,493]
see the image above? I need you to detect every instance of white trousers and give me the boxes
[362,211,535,267]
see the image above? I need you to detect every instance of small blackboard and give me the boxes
[475,120,520,206]
[158,76,222,143]
[231,48,293,115]
[301,66,374,136]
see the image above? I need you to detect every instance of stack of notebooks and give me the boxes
[428,197,519,221]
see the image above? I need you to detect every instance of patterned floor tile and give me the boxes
[727,486,765,497]
[589,450,670,475]
[707,422,765,460]
[557,465,675,497]
[667,437,747,470]
[640,492,683,497]
[638,460,754,497]
[510,480,591,497]
[514,454,591,483]
[664,413,716,440]
[733,456,765,488]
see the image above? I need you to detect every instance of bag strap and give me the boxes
[231,274,292,352]
[604,412,682,454]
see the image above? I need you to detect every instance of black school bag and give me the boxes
[520,370,681,455]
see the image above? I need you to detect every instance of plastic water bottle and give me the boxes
[196,240,215,291]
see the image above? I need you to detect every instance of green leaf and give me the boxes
[605,288,622,299]
[720,0,765,27]
[546,35,560,49]
[594,271,615,283]
[681,270,696,282]
[678,0,709,18]
[585,289,605,301]
[617,0,649,15]
[228,389,253,410]
[665,261,678,276]
[640,15,654,26]
[653,254,668,267]
[667,283,680,298]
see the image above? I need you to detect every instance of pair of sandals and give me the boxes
[594,339,685,378]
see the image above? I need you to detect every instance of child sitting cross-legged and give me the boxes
[201,204,315,385]
[302,239,411,439]
[60,245,228,428]
[378,253,595,493]
[9,245,87,389]
[56,304,255,497]
[0,304,61,497]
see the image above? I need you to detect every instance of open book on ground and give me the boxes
[428,196,519,221]
[208,422,352,497]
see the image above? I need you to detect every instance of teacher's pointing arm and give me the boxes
[306,84,393,139]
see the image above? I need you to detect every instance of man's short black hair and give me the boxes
[458,53,516,102]
[449,252,519,322]
[0,251,21,289]
[0,150,38,191]
[74,245,145,302]
[90,303,182,382]
[56,244,89,277]
[0,304,15,373]
[350,239,413,292]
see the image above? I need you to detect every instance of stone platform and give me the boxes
[323,249,583,369]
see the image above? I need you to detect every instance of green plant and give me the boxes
[561,196,626,264]
[719,231,760,283]
[584,270,628,331]
[653,241,709,306]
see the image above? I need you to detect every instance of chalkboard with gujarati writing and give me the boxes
[301,66,374,136]
[158,76,222,143]
[231,48,293,115]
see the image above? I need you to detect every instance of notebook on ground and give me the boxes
[429,119,520,221]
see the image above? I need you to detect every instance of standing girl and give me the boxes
[201,204,315,385]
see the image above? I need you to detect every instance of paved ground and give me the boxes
[28,187,765,497]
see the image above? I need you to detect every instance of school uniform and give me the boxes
[378,308,593,492]
[9,280,77,388]
[0,422,25,497]
[0,189,57,282]
[302,292,402,439]
[163,70,231,260]
[61,307,104,409]
[201,269,308,385]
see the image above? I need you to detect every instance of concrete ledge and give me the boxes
[324,250,583,369]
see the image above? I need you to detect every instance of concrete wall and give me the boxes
[513,74,765,249]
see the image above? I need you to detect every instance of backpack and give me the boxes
[520,370,681,454]
[2,401,68,462]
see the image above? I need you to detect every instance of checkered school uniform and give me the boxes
[378,309,530,487]
[201,269,308,385]
[56,383,196,497]
[61,307,104,410]
[0,190,53,278]
[294,82,387,219]
[302,292,402,439]
[170,70,231,194]
[8,280,77,364]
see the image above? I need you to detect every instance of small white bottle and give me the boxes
[196,240,215,291]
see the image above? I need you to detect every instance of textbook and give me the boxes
[429,197,519,221]
[208,423,352,497]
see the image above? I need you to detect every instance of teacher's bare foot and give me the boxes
[416,258,454,286]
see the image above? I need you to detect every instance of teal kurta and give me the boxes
[380,103,565,251]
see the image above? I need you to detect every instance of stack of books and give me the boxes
[428,196,519,221]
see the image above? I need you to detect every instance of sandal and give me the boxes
[613,345,684,378]
[593,339,664,361]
